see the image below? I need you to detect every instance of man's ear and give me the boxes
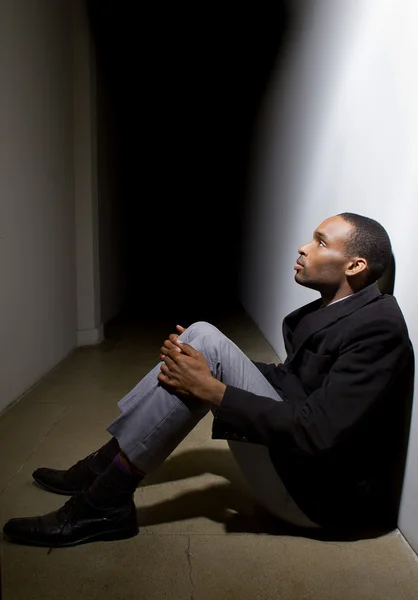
[345,257,368,277]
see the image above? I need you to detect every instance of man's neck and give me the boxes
[321,287,355,306]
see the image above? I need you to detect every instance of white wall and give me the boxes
[242,0,418,552]
[73,0,103,346]
[0,1,77,412]
[74,0,124,331]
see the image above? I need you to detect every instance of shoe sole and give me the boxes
[5,525,139,548]
[32,475,82,496]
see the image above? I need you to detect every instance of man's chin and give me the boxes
[294,272,306,286]
[294,272,317,290]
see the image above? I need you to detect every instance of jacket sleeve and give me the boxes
[252,361,279,379]
[213,318,412,456]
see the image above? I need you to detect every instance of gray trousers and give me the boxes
[107,322,318,528]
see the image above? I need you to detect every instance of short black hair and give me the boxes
[338,213,392,285]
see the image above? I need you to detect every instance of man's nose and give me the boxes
[298,243,308,256]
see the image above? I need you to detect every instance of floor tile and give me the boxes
[189,533,418,600]
[1,534,192,600]
[0,400,70,495]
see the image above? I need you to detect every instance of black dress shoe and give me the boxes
[3,493,139,550]
[32,453,101,495]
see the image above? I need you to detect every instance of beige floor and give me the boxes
[1,309,417,600]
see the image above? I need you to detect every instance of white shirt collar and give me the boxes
[325,293,354,307]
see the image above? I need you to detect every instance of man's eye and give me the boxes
[318,240,326,247]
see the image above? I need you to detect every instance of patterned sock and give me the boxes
[88,437,121,474]
[85,457,143,509]
[114,452,146,477]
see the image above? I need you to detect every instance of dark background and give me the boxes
[87,2,292,324]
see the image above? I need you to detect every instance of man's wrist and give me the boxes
[197,378,226,406]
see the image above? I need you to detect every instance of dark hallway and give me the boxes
[87,1,290,324]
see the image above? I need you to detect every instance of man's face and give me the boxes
[294,216,355,291]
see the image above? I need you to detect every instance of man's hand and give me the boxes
[160,325,186,361]
[158,337,226,406]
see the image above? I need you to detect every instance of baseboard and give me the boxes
[77,325,104,346]
[398,528,418,561]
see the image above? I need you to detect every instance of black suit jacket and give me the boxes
[212,283,414,527]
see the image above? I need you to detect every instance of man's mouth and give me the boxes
[294,259,304,271]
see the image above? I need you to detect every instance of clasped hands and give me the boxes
[157,325,226,406]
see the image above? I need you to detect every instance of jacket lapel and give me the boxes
[285,283,382,363]
[282,298,322,355]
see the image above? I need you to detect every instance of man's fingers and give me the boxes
[160,333,184,357]
[174,341,195,356]
[161,340,181,355]
[162,353,176,367]
[164,338,177,349]
[169,334,185,351]
[176,325,186,333]
[158,372,171,385]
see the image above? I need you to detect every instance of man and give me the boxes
[3,213,414,549]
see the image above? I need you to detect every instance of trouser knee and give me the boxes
[184,321,223,344]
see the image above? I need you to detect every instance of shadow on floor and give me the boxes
[139,448,396,542]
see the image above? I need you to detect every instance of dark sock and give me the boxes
[113,452,146,477]
[88,437,121,474]
[85,454,143,509]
